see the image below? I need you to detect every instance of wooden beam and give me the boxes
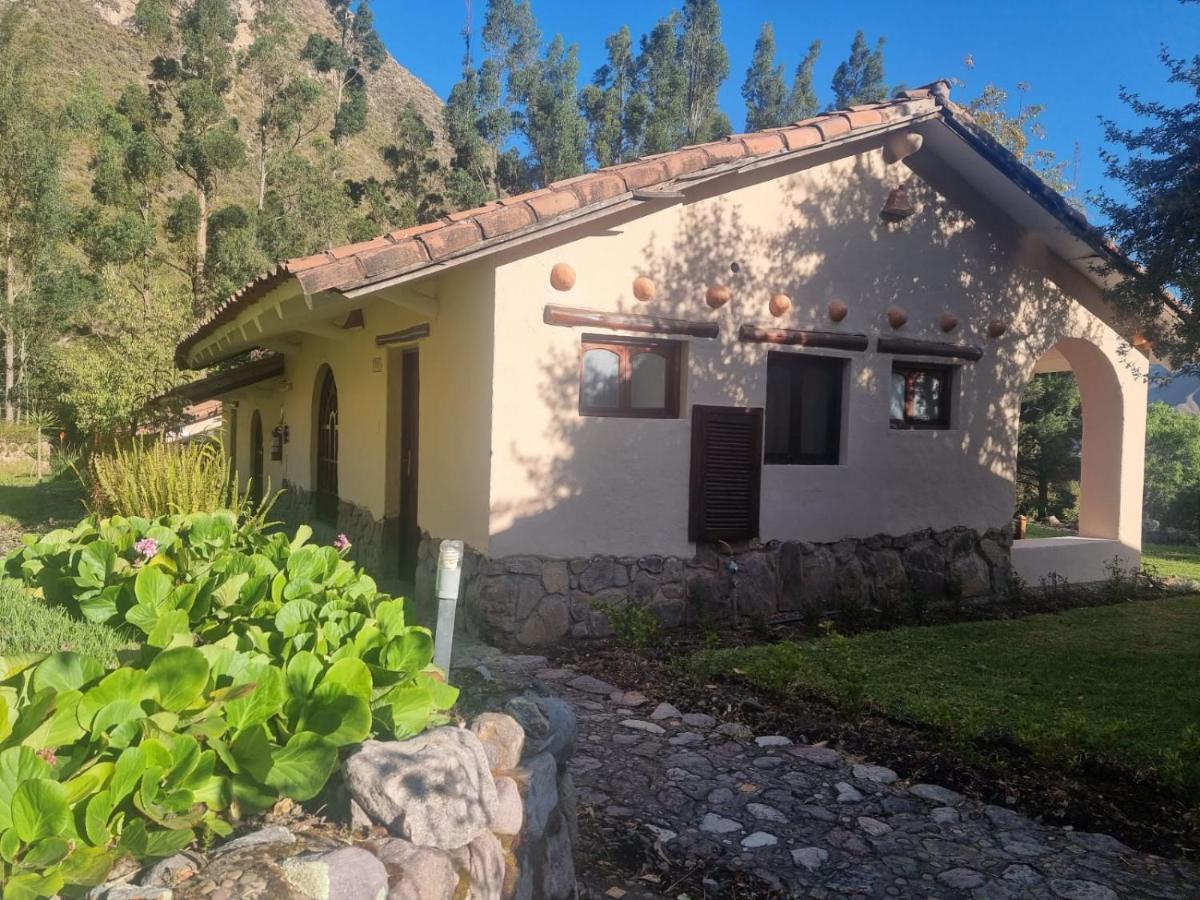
[544,304,719,339]
[376,323,432,347]
[374,284,440,319]
[738,324,869,351]
[876,336,983,361]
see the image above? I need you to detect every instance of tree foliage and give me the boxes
[1097,32,1200,371]
[1144,403,1200,531]
[830,31,887,108]
[1016,372,1081,521]
[741,23,788,131]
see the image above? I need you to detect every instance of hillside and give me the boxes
[24,0,446,199]
[1149,365,1200,415]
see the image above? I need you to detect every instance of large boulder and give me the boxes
[281,847,388,900]
[369,838,458,900]
[504,688,576,763]
[450,830,506,900]
[343,729,499,850]
[470,712,525,772]
[511,752,559,841]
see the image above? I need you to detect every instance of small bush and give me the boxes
[0,511,456,895]
[86,439,239,518]
[593,599,662,649]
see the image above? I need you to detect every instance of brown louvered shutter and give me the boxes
[688,405,764,543]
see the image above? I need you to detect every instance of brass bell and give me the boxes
[880,185,914,222]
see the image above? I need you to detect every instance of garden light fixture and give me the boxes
[434,539,464,672]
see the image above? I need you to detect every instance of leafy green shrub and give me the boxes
[0,512,456,896]
[592,599,662,649]
[86,439,241,518]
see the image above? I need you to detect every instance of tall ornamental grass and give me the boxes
[87,438,241,517]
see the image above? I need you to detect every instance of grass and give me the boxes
[686,595,1200,790]
[1025,522,1076,539]
[0,580,133,666]
[0,472,86,554]
[1143,543,1200,581]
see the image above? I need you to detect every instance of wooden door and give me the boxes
[249,411,264,507]
[316,368,339,522]
[688,405,764,544]
[398,350,420,579]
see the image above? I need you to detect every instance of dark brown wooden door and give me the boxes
[398,350,420,579]
[688,405,764,544]
[316,368,339,522]
[249,411,264,507]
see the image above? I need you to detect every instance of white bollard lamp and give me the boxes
[433,539,464,673]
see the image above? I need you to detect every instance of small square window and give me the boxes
[579,335,682,418]
[890,362,953,429]
[764,352,845,465]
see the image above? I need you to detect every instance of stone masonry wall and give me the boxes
[418,526,1014,647]
[275,480,387,574]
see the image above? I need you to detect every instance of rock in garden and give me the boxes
[650,702,682,720]
[792,847,829,872]
[790,745,841,768]
[681,712,716,728]
[931,806,960,825]
[937,868,985,890]
[620,718,666,735]
[512,752,559,841]
[754,735,792,747]
[852,764,897,784]
[668,732,703,746]
[281,847,388,900]
[491,775,524,835]
[88,886,173,900]
[699,812,743,834]
[715,722,753,740]
[470,712,525,772]
[857,816,892,836]
[369,838,457,900]
[539,813,576,900]
[835,782,863,803]
[611,690,649,707]
[451,830,506,900]
[909,783,964,806]
[505,689,577,763]
[746,803,787,823]
[1048,880,1119,900]
[568,674,618,695]
[740,831,778,849]
[344,730,499,850]
[208,826,297,859]
[139,851,206,887]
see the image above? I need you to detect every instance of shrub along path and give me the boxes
[457,643,1200,899]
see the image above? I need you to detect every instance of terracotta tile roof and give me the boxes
[177,79,1133,367]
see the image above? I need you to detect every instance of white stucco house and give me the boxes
[173,81,1149,645]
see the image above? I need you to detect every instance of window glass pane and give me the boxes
[582,348,620,408]
[909,370,942,422]
[764,353,842,464]
[798,365,835,456]
[764,360,793,457]
[890,371,907,420]
[630,352,667,408]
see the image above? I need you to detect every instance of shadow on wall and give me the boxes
[490,149,1121,558]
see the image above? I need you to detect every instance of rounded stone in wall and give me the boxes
[632,276,656,302]
[550,262,576,291]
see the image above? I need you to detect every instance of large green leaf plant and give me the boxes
[0,512,456,898]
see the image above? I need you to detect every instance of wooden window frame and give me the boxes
[890,361,953,430]
[763,351,846,466]
[578,334,682,418]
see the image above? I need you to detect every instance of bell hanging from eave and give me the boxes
[880,184,914,222]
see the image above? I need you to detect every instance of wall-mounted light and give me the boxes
[271,423,289,461]
[880,185,914,223]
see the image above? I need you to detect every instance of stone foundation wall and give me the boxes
[419,526,1014,647]
[274,481,388,573]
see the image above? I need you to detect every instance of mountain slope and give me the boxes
[25,0,445,196]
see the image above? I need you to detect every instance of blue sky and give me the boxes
[373,0,1195,215]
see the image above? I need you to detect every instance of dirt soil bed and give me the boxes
[550,631,1199,867]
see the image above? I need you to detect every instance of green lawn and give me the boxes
[0,579,133,665]
[1143,543,1200,581]
[0,473,86,554]
[687,595,1200,789]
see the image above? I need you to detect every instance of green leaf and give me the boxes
[32,652,104,694]
[0,654,43,682]
[23,690,85,752]
[380,630,434,677]
[109,746,145,804]
[386,683,435,739]
[56,844,114,887]
[22,835,70,868]
[289,525,312,551]
[229,726,273,783]
[84,790,113,846]
[146,609,191,648]
[91,699,143,749]
[144,827,195,858]
[0,747,50,832]
[275,599,317,637]
[62,762,113,805]
[265,732,336,801]
[224,665,285,732]
[12,778,69,843]
[3,870,65,900]
[144,647,209,712]
[296,684,371,747]
[77,586,120,624]
[77,541,115,588]
[415,671,460,711]
[285,651,322,701]
[322,657,372,700]
[134,564,173,608]
[0,826,19,862]
[77,668,144,728]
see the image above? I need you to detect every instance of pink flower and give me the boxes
[135,538,159,560]
[333,534,351,552]
[37,747,56,766]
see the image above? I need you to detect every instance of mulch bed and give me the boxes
[549,628,1199,868]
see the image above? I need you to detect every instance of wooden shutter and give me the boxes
[689,405,763,543]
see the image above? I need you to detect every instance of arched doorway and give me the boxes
[249,410,264,508]
[315,367,339,522]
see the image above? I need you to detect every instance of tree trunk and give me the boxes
[258,147,268,211]
[4,223,15,424]
[1037,469,1049,521]
[193,187,209,318]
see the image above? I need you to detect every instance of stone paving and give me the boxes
[459,643,1200,899]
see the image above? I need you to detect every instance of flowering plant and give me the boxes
[134,537,158,560]
[333,533,351,554]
